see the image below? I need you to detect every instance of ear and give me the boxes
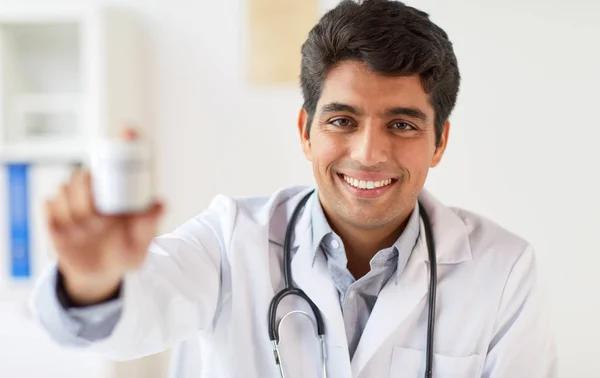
[298,108,312,161]
[430,120,450,168]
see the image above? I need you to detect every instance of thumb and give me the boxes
[129,201,165,249]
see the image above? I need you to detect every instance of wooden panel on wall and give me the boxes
[247,0,318,85]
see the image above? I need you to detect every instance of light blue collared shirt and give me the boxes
[308,190,421,357]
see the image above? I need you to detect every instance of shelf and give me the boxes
[0,4,96,23]
[14,93,80,113]
[0,12,86,159]
[0,141,88,164]
[0,5,145,290]
[0,5,147,159]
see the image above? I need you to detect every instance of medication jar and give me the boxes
[90,137,153,215]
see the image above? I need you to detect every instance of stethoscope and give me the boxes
[268,190,438,378]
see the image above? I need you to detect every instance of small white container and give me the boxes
[90,138,153,214]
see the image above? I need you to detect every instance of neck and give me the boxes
[322,207,413,280]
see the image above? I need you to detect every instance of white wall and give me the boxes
[414,2,600,377]
[0,0,598,377]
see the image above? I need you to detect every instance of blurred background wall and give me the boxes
[0,0,598,377]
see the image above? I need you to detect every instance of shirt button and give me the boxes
[330,239,340,249]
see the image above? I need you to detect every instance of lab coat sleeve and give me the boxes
[29,195,231,361]
[482,245,558,377]
[27,266,124,347]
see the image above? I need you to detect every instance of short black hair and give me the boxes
[300,0,460,145]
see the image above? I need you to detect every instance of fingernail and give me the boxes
[119,127,139,141]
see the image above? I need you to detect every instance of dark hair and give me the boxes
[300,0,460,145]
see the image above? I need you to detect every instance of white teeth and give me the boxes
[342,175,393,190]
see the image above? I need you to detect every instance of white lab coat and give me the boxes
[30,186,557,378]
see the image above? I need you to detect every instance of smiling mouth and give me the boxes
[339,174,397,190]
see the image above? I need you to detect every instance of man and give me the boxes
[30,0,557,377]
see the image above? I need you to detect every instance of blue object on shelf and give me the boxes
[7,163,31,278]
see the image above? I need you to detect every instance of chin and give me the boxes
[341,204,393,226]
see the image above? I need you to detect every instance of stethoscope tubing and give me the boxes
[268,189,437,378]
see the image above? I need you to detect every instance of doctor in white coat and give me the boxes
[30,0,557,377]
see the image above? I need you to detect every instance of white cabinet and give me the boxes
[0,6,147,377]
[0,3,146,292]
[0,3,146,163]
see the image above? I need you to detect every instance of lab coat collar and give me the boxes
[415,188,473,265]
[268,186,473,266]
[267,186,314,249]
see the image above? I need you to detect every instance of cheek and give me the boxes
[311,135,346,169]
[394,141,434,176]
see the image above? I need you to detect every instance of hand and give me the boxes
[45,129,165,305]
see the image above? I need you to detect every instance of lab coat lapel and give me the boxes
[351,219,429,376]
[350,189,473,375]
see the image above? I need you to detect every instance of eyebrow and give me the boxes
[319,102,362,116]
[385,106,429,122]
[319,102,429,122]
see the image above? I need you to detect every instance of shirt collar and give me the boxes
[309,190,421,281]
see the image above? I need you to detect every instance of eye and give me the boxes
[329,117,354,128]
[390,121,417,130]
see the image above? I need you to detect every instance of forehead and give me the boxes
[317,61,433,115]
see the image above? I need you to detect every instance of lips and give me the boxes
[336,171,398,199]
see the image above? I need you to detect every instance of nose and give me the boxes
[349,123,390,167]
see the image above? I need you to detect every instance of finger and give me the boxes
[60,179,95,245]
[118,127,139,141]
[144,200,165,219]
[53,183,76,229]
[128,201,165,251]
[44,198,62,234]
[69,169,96,223]
[44,199,68,250]
[131,201,164,229]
